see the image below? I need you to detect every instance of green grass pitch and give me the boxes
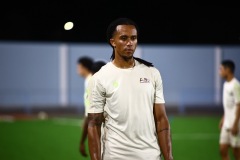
[0,116,235,160]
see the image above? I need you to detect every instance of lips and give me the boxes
[125,49,134,52]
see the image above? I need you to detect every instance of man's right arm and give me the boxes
[88,113,104,160]
[219,116,224,129]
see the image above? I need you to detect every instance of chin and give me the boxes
[126,52,134,57]
[123,55,133,60]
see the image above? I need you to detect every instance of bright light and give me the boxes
[64,22,74,30]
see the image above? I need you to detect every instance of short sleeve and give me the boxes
[153,68,165,104]
[84,77,91,117]
[87,75,106,114]
[234,82,240,104]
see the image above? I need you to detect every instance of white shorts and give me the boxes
[220,128,240,147]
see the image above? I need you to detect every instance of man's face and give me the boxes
[77,64,87,77]
[219,65,228,79]
[110,25,137,60]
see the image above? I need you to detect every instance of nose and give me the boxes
[126,39,133,46]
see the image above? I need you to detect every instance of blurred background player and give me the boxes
[219,60,240,160]
[77,57,106,157]
[77,56,93,157]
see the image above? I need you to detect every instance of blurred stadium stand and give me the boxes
[0,42,239,116]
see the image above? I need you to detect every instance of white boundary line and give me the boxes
[51,117,82,127]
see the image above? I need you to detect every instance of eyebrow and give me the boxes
[119,35,137,37]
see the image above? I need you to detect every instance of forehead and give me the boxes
[220,65,227,70]
[78,63,84,67]
[115,25,137,35]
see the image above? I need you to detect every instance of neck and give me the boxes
[226,74,234,82]
[113,53,135,69]
[84,72,91,78]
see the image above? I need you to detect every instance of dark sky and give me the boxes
[1,3,240,45]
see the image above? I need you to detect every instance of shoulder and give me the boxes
[146,66,162,78]
[97,62,112,73]
[149,66,160,74]
[93,62,112,78]
[234,78,240,84]
[138,64,162,81]
[88,72,104,91]
[233,78,240,88]
[91,63,112,83]
[135,59,160,73]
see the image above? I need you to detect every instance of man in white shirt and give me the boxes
[87,18,173,160]
[77,56,93,157]
[219,60,240,160]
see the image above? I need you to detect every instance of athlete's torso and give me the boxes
[94,60,163,160]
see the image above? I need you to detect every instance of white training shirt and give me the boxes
[88,60,165,160]
[223,77,240,129]
[84,74,92,117]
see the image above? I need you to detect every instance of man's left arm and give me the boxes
[232,83,240,135]
[232,104,240,135]
[153,103,173,160]
[79,116,88,156]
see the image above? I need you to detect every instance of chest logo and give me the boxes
[140,78,150,83]
[113,81,119,88]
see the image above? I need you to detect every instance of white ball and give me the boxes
[38,111,48,120]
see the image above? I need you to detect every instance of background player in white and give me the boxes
[77,58,106,157]
[87,18,173,160]
[219,60,240,160]
[77,56,93,157]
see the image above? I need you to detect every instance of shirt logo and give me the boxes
[140,78,150,83]
[113,81,119,88]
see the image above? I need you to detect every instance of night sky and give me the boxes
[1,4,239,45]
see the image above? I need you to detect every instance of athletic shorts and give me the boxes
[220,128,240,147]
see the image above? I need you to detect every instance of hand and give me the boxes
[231,124,239,136]
[79,143,88,157]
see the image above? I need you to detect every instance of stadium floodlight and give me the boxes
[64,22,74,30]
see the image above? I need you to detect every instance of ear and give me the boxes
[110,38,116,48]
[226,68,231,73]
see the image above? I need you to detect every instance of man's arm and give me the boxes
[153,103,173,160]
[232,84,240,135]
[88,113,104,160]
[79,117,88,156]
[232,103,240,135]
[219,115,224,129]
